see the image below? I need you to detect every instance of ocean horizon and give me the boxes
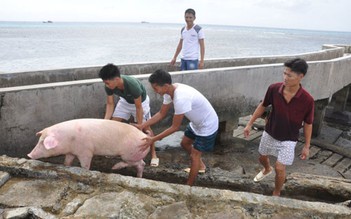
[1,21,351,73]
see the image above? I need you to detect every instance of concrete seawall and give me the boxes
[0,47,344,88]
[1,46,351,157]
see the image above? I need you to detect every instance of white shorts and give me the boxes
[258,131,297,165]
[113,95,151,122]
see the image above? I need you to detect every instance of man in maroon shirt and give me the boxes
[244,58,314,196]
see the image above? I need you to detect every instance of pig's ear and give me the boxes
[43,136,58,149]
[36,130,43,137]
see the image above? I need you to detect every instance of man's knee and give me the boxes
[275,162,286,173]
[181,136,192,147]
[190,148,202,160]
[259,155,269,162]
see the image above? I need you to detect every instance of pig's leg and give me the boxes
[64,154,75,166]
[113,160,145,177]
[135,160,146,178]
[77,155,93,170]
[111,161,129,170]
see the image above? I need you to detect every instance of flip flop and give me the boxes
[183,167,206,174]
[150,158,159,167]
[254,167,273,182]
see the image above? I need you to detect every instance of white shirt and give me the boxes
[181,24,204,60]
[163,83,218,136]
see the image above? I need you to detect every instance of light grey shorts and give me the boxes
[113,95,151,122]
[258,131,297,165]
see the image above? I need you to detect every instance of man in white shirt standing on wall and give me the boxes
[170,8,205,70]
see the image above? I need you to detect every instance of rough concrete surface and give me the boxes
[0,118,351,218]
[0,155,350,219]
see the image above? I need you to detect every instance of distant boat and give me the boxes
[141,21,149,24]
[43,21,53,23]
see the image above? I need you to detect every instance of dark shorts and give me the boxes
[184,124,218,152]
[181,59,198,71]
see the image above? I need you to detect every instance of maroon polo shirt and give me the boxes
[263,82,314,141]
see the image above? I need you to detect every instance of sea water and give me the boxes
[1,21,351,73]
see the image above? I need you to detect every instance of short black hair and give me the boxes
[149,69,172,86]
[98,63,121,80]
[185,8,196,16]
[284,58,308,76]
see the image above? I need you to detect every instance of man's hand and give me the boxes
[243,124,252,138]
[300,146,310,160]
[143,136,155,145]
[132,123,143,130]
[170,58,176,66]
[198,61,204,69]
[138,136,155,152]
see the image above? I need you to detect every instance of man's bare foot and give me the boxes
[272,190,280,196]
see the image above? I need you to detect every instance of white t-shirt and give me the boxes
[181,24,204,60]
[163,83,218,136]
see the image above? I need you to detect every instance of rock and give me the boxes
[0,179,68,208]
[3,207,29,219]
[62,197,86,216]
[3,207,57,219]
[148,201,192,219]
[0,171,10,187]
[16,158,27,165]
[285,172,351,201]
[74,191,156,218]
[1,149,351,218]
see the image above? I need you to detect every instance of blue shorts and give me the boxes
[181,59,198,71]
[184,124,218,152]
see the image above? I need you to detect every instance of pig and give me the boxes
[28,118,150,177]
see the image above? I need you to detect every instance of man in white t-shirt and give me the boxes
[170,8,205,70]
[137,69,218,186]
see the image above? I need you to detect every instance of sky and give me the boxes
[0,0,350,32]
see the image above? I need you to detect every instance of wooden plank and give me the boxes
[313,150,333,163]
[310,139,351,159]
[334,157,351,173]
[343,168,351,179]
[246,130,263,141]
[233,126,245,137]
[237,129,258,139]
[322,153,344,167]
[308,146,321,159]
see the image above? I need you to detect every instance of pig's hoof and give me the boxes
[112,162,128,170]
[150,158,159,167]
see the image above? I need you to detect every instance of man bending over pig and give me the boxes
[98,63,159,167]
[137,69,218,186]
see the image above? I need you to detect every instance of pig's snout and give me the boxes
[27,152,34,159]
[27,148,39,159]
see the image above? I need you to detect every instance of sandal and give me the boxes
[183,167,206,174]
[150,158,159,167]
[253,167,273,182]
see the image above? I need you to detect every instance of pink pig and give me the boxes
[28,118,150,177]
